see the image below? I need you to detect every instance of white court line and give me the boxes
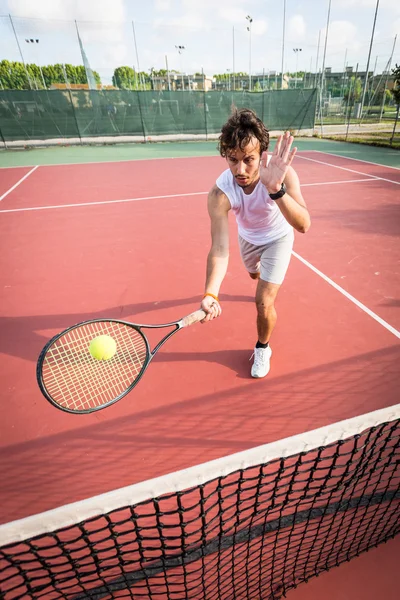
[301,178,375,187]
[0,154,221,170]
[313,150,400,171]
[0,191,207,213]
[297,154,400,186]
[0,165,38,202]
[292,250,400,339]
[0,178,377,214]
[0,150,316,170]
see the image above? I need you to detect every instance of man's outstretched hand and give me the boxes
[260,131,297,194]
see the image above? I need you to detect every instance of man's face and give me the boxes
[226,137,261,191]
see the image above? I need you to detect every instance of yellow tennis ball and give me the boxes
[89,335,117,360]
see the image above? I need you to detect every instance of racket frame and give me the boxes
[37,310,205,414]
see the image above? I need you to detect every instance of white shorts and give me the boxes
[238,230,294,285]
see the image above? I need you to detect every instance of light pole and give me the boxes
[25,38,47,89]
[246,15,253,91]
[175,45,185,91]
[293,48,302,88]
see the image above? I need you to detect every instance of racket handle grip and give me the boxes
[181,309,207,327]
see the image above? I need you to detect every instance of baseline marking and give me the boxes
[0,155,221,170]
[0,166,39,202]
[0,179,377,214]
[0,149,315,170]
[292,250,400,339]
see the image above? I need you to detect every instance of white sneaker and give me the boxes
[250,346,272,378]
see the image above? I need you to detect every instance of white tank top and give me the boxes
[216,168,293,245]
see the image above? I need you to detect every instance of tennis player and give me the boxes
[201,108,311,378]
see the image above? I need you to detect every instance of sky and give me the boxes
[0,0,399,84]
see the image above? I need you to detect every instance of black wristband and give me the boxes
[269,183,287,200]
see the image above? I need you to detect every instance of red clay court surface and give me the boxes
[0,150,399,597]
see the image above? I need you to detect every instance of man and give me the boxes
[201,108,311,378]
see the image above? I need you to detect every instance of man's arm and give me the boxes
[276,166,311,233]
[201,185,230,321]
[260,131,311,233]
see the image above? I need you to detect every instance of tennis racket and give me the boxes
[36,309,206,414]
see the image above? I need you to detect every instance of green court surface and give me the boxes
[0,137,399,168]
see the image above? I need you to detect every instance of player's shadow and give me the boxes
[380,298,400,308]
[313,203,400,237]
[154,349,253,378]
[0,292,254,363]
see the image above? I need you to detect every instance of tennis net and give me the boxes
[1,405,399,599]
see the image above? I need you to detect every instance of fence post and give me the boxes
[136,90,146,142]
[390,104,399,146]
[203,88,208,140]
[67,89,82,144]
[262,90,265,123]
[0,122,6,148]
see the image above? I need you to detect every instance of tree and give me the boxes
[0,60,30,89]
[112,66,136,89]
[391,63,400,106]
[0,60,101,89]
[344,76,362,103]
[152,69,167,77]
[112,67,153,90]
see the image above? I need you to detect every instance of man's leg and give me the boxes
[250,232,294,378]
[255,280,281,343]
[250,280,280,378]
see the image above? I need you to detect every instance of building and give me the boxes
[152,74,213,92]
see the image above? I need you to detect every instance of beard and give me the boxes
[235,172,259,189]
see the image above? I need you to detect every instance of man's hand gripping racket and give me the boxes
[201,293,222,323]
[37,309,206,414]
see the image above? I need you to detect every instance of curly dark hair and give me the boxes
[218,108,269,157]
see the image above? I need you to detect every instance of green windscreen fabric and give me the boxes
[0,89,80,141]
[0,89,317,143]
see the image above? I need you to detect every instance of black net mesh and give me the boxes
[0,414,399,599]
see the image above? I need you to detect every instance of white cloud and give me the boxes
[335,0,400,10]
[252,20,268,36]
[324,20,360,51]
[78,20,126,45]
[390,18,400,37]
[7,0,125,21]
[154,0,171,11]
[102,43,129,66]
[218,7,248,25]
[6,0,71,20]
[2,0,398,77]
[287,15,306,41]
[171,13,206,29]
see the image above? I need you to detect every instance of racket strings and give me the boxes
[41,322,148,411]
